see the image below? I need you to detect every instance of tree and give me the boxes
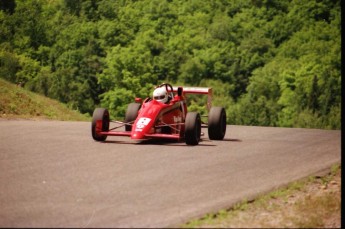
[0,0,340,128]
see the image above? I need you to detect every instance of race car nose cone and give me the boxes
[131,132,145,140]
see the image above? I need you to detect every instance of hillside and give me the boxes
[0,78,89,121]
[0,0,341,129]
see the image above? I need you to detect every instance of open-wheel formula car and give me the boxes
[91,83,226,145]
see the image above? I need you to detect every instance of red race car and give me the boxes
[91,83,226,145]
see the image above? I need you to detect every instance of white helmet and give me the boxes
[153,87,168,103]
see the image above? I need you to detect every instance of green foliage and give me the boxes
[100,87,135,119]
[0,0,340,129]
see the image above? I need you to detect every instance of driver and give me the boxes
[153,87,169,104]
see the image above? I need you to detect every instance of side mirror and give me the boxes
[135,98,142,103]
[177,87,183,96]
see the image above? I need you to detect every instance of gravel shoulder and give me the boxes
[183,165,341,228]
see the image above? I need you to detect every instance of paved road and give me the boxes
[0,120,340,228]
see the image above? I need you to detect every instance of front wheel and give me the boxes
[124,103,141,131]
[92,108,109,141]
[185,112,201,145]
[208,107,226,140]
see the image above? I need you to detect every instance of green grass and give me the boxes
[0,78,90,121]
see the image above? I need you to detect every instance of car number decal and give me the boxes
[135,117,151,131]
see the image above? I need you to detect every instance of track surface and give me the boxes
[0,120,340,227]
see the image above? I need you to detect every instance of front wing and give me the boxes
[96,120,182,140]
[98,131,181,140]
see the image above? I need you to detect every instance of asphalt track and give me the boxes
[0,120,341,228]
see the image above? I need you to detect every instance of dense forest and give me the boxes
[0,0,341,129]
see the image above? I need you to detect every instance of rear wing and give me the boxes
[172,86,212,111]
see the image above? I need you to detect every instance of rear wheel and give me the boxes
[92,108,109,141]
[185,112,201,145]
[125,103,141,131]
[208,107,226,140]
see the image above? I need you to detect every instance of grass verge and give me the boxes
[182,164,341,228]
[0,78,90,121]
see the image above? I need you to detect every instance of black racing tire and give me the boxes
[185,112,201,145]
[124,103,141,131]
[208,107,226,140]
[92,108,109,141]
